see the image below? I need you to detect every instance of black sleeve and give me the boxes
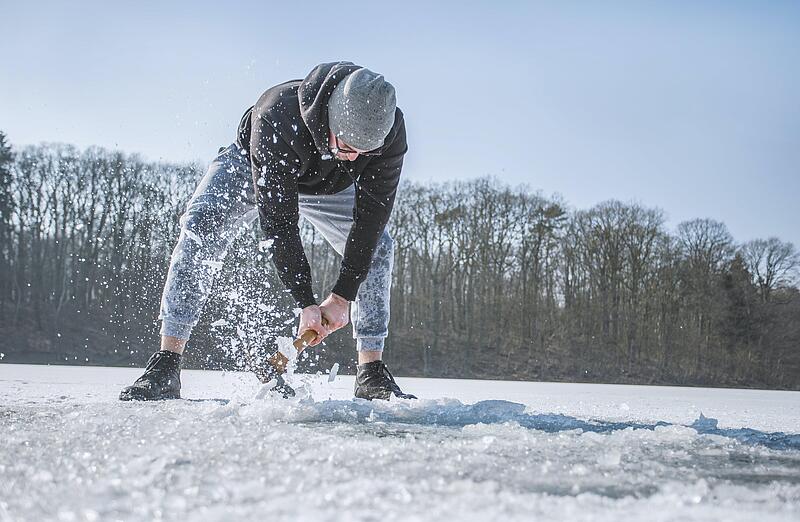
[250,115,316,308]
[331,119,407,301]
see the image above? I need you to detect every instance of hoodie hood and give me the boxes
[298,61,363,156]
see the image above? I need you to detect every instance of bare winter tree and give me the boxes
[741,238,800,302]
[675,218,735,377]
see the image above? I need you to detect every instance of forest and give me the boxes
[1,131,798,388]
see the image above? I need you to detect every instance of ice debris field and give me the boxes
[1,364,799,521]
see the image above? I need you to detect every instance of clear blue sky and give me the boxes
[2,0,798,247]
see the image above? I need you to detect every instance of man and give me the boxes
[120,61,415,401]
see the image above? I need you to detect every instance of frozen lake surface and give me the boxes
[1,363,799,521]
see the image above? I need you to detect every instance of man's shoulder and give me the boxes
[253,80,303,123]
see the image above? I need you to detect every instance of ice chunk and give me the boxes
[328,363,339,382]
[691,413,719,431]
[276,336,297,360]
[254,380,278,400]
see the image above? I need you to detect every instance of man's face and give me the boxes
[328,129,372,162]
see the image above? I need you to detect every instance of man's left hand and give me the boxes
[319,293,350,333]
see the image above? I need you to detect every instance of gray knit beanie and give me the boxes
[327,68,396,151]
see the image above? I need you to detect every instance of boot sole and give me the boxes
[119,389,181,401]
[354,389,417,401]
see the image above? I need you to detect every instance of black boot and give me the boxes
[253,365,296,399]
[119,350,182,401]
[354,361,417,400]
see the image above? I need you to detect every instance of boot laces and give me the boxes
[144,351,177,374]
[376,363,400,390]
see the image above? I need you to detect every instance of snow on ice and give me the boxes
[0,364,798,522]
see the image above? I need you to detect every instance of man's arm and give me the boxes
[250,115,316,309]
[331,116,407,301]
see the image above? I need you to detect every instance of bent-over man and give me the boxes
[119,61,415,401]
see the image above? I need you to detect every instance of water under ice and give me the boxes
[0,364,798,522]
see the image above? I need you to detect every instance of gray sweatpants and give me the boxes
[158,143,393,352]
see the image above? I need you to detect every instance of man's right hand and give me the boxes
[298,305,329,347]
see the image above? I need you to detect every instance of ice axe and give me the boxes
[264,330,317,375]
[257,320,328,380]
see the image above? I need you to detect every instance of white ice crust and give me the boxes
[1,364,798,522]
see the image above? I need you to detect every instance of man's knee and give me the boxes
[375,231,394,260]
[368,231,394,275]
[180,200,232,243]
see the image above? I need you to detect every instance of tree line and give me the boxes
[1,132,798,388]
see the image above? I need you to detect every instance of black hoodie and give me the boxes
[236,62,407,308]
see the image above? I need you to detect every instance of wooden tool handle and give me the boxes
[263,323,327,377]
[294,329,318,351]
[294,317,328,352]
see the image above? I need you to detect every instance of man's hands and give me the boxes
[320,292,350,331]
[298,293,350,347]
[298,305,326,347]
